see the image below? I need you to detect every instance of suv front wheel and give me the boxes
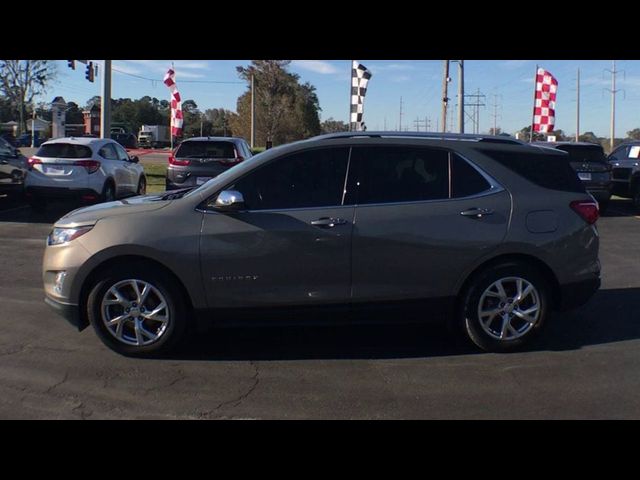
[459,262,549,352]
[86,264,188,357]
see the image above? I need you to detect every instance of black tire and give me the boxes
[102,180,116,203]
[632,184,640,213]
[137,175,147,195]
[598,198,610,214]
[87,263,188,357]
[458,261,549,352]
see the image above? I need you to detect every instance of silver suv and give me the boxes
[25,137,146,210]
[42,133,601,356]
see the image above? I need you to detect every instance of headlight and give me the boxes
[47,226,93,246]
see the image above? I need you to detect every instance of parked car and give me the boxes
[608,142,640,211]
[111,132,138,149]
[42,132,600,357]
[24,137,146,210]
[535,142,613,211]
[1,132,18,148]
[0,145,27,198]
[166,137,252,190]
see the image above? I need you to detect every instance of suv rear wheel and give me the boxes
[632,183,640,212]
[459,261,549,352]
[86,264,188,357]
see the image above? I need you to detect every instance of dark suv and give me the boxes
[166,137,252,190]
[608,142,640,211]
[535,142,613,211]
[43,132,600,356]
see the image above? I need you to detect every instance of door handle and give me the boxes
[460,208,494,218]
[311,217,348,228]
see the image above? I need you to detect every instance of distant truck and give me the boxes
[138,125,170,148]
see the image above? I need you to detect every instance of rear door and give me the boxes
[348,146,511,302]
[113,142,138,194]
[199,146,354,308]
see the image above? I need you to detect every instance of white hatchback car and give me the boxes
[25,137,146,209]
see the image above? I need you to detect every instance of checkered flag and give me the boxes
[350,61,372,131]
[533,68,558,133]
[164,67,183,138]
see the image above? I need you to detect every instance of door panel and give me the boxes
[351,192,511,301]
[200,207,354,308]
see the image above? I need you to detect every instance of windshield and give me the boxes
[37,143,92,158]
[175,141,236,159]
[555,145,607,163]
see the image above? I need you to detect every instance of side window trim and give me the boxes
[452,151,505,199]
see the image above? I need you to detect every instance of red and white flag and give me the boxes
[163,67,183,138]
[533,68,558,133]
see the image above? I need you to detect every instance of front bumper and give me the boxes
[44,296,87,331]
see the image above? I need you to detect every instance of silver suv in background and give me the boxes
[42,132,600,357]
[166,137,252,190]
[24,137,146,210]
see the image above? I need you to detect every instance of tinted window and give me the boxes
[480,148,585,193]
[37,143,92,158]
[555,145,607,163]
[351,147,449,204]
[451,154,491,198]
[608,146,627,161]
[229,147,349,210]
[99,144,119,160]
[176,141,236,158]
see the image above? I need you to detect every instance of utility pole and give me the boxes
[576,68,580,142]
[464,90,486,134]
[441,60,450,133]
[100,60,111,139]
[425,116,431,132]
[457,60,464,133]
[384,117,387,131]
[250,73,256,148]
[604,60,624,152]
[31,103,35,147]
[490,94,502,135]
[414,117,425,132]
[399,96,403,131]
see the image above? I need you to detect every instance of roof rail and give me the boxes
[311,131,524,145]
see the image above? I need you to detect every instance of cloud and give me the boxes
[502,60,530,70]
[292,60,339,74]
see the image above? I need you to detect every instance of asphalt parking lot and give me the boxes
[0,195,639,419]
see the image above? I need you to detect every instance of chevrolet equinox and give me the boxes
[43,132,601,356]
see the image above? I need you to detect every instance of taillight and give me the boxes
[169,155,190,166]
[570,200,599,225]
[76,160,101,174]
[27,157,41,169]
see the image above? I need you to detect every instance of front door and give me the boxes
[199,147,354,308]
[348,146,511,303]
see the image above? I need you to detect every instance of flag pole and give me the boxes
[530,64,538,143]
[349,60,353,132]
[170,62,174,151]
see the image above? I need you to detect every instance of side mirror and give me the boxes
[211,190,245,212]
[129,155,139,163]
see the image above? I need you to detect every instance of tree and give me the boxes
[517,125,545,142]
[627,128,640,140]
[488,127,502,136]
[321,118,349,134]
[0,60,56,134]
[579,131,599,143]
[85,95,101,110]
[232,60,322,146]
[65,102,84,125]
[205,108,235,136]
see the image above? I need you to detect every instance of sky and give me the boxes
[44,59,639,138]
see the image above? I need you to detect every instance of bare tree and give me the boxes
[0,60,57,134]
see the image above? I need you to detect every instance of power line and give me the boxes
[111,67,244,85]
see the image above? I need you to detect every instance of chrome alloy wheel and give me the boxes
[101,279,170,346]
[477,277,541,341]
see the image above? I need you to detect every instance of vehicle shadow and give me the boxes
[0,198,82,225]
[165,287,640,361]
[601,198,637,217]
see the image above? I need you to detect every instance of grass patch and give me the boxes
[143,163,167,194]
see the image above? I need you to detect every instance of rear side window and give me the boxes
[480,148,585,193]
[37,143,92,158]
[350,147,449,205]
[451,154,492,198]
[555,145,607,163]
[176,141,235,158]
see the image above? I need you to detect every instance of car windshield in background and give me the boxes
[176,141,236,158]
[37,144,92,158]
[555,145,607,163]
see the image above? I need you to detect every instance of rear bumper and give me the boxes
[558,277,601,311]
[25,186,100,200]
[44,296,87,331]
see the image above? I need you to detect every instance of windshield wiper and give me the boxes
[157,187,195,200]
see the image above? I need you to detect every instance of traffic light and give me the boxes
[67,60,75,70]
[85,62,94,82]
